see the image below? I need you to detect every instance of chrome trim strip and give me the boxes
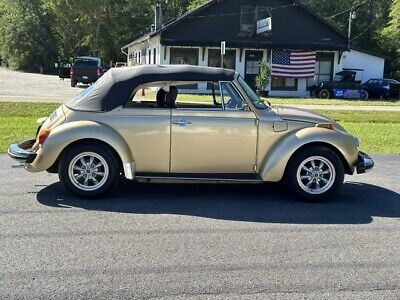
[135,175,262,183]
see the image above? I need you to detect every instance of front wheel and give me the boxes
[58,143,120,198]
[285,146,345,202]
[318,89,331,99]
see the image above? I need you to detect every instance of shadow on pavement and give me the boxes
[36,180,400,225]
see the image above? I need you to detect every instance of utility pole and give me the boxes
[348,10,357,50]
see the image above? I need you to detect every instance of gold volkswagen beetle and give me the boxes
[8,65,373,201]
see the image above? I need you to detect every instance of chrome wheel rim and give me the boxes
[296,156,336,195]
[68,152,109,192]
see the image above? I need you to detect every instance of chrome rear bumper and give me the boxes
[7,139,37,164]
[356,151,374,174]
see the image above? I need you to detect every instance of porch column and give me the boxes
[198,47,208,93]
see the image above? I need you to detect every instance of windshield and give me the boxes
[237,76,269,109]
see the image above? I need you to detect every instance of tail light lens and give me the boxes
[38,128,51,145]
[96,68,102,76]
[70,67,76,75]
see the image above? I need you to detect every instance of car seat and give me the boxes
[156,88,166,108]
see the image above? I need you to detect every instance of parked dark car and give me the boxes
[56,60,72,79]
[70,57,103,87]
[310,70,369,100]
[364,78,400,99]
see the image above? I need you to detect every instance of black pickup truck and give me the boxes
[70,57,103,87]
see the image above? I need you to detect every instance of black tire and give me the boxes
[285,146,345,202]
[361,90,369,100]
[71,79,77,87]
[58,143,120,198]
[318,89,331,99]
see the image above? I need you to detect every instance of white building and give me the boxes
[122,0,385,97]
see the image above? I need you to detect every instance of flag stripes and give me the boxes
[272,50,316,78]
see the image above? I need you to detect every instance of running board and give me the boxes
[134,173,263,184]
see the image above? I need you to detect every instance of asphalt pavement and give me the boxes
[0,154,399,299]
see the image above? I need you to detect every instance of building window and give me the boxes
[240,6,256,33]
[149,49,152,64]
[141,49,146,65]
[307,53,334,89]
[208,49,236,69]
[271,77,298,91]
[240,6,268,34]
[170,47,199,65]
[153,48,157,64]
[170,48,199,89]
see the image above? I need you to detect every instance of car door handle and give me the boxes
[172,119,191,126]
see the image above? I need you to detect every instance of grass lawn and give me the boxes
[139,90,400,106]
[267,98,400,106]
[315,110,400,154]
[0,102,399,154]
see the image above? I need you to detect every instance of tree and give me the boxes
[188,0,208,11]
[381,0,400,79]
[0,0,58,71]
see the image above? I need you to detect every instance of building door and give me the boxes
[245,50,264,91]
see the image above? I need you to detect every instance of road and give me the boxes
[1,68,400,112]
[0,68,82,103]
[0,154,399,299]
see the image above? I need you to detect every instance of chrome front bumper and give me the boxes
[356,151,374,174]
[7,139,37,164]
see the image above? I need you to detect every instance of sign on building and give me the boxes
[221,41,226,55]
[257,17,272,34]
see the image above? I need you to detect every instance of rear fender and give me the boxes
[259,127,359,182]
[26,121,134,178]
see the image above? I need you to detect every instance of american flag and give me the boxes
[272,50,316,78]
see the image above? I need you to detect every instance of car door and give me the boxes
[104,88,171,174]
[170,82,258,174]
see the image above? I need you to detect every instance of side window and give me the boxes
[174,82,222,110]
[126,84,169,109]
[125,81,246,111]
[220,82,244,110]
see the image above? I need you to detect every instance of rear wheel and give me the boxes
[285,146,345,202]
[318,89,331,99]
[59,144,120,198]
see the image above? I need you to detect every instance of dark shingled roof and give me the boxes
[66,65,236,112]
[123,0,349,51]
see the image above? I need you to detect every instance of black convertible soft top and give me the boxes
[65,65,236,111]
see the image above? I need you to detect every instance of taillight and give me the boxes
[70,67,76,75]
[96,68,102,76]
[38,128,51,145]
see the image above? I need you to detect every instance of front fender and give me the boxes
[26,121,134,174]
[259,127,359,182]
